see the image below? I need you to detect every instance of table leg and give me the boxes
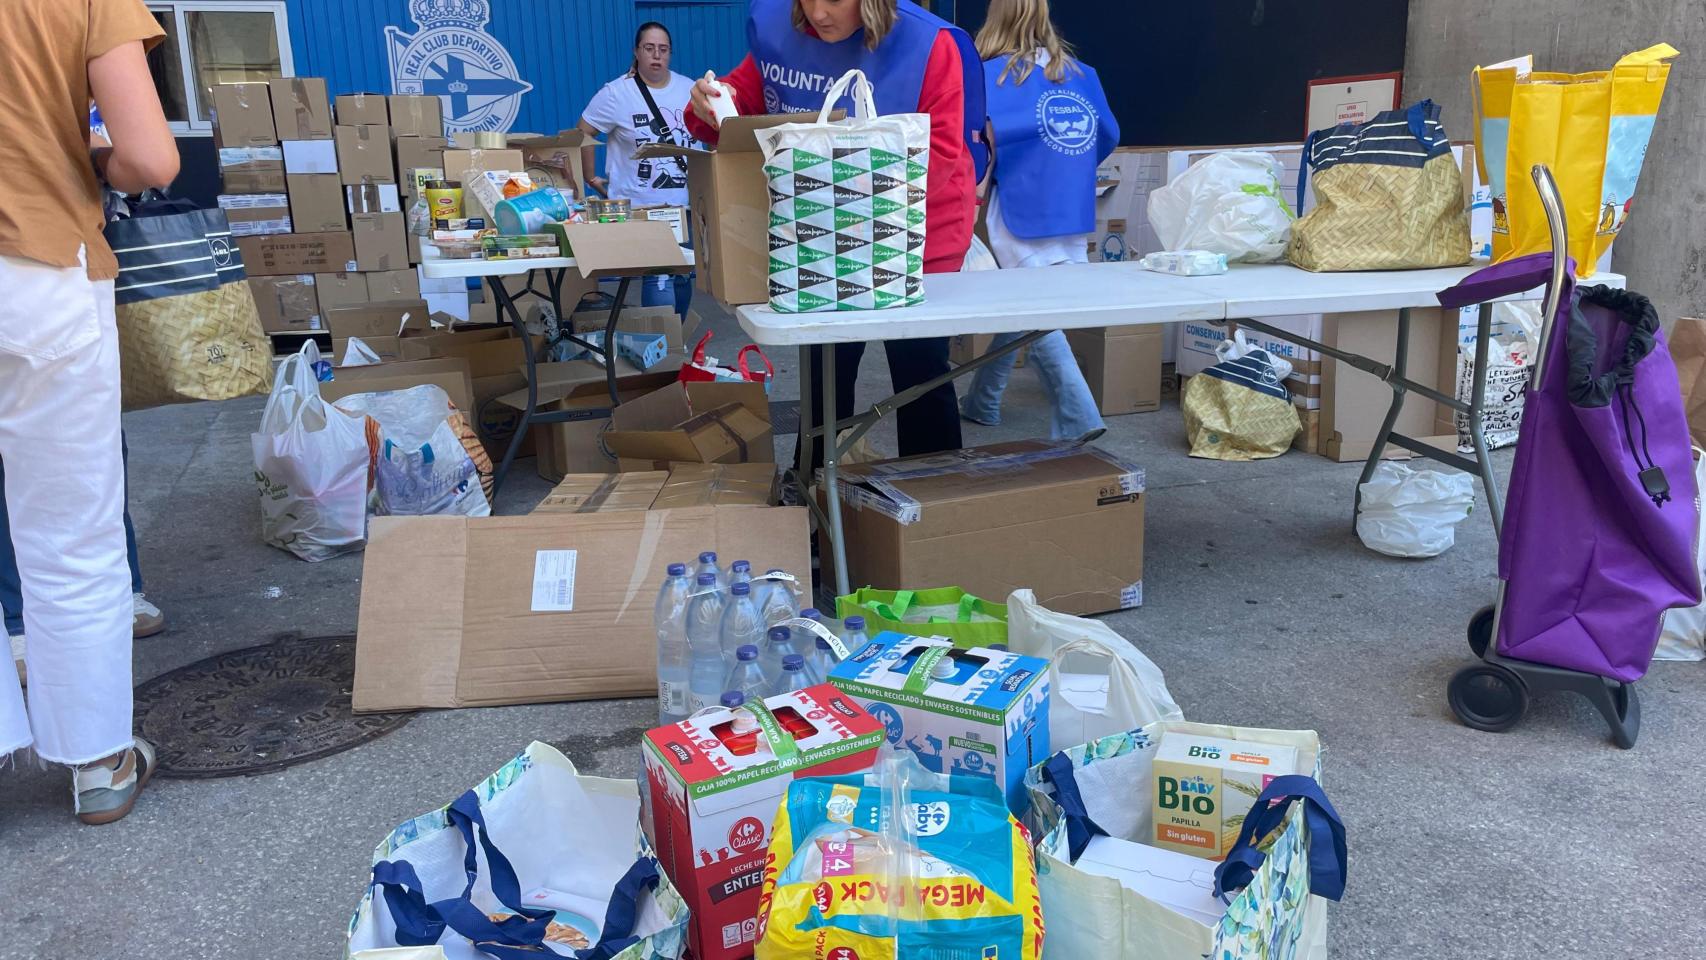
[1352,307,1412,529]
[489,275,532,504]
[821,347,852,599]
[796,344,815,507]
[1466,303,1503,535]
[603,277,632,406]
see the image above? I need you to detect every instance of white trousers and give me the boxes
[0,251,133,765]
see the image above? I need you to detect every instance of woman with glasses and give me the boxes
[575,21,699,316]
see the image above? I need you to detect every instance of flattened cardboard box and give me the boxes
[352,507,812,711]
[533,472,670,514]
[823,439,1146,616]
[651,463,778,508]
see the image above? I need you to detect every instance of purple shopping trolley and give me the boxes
[1437,166,1701,748]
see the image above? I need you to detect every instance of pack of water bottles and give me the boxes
[652,551,871,727]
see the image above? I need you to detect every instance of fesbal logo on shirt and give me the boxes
[1036,89,1097,156]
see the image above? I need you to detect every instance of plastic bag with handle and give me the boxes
[1148,151,1295,263]
[1005,589,1183,752]
[1355,462,1476,558]
[678,330,773,393]
[334,385,492,518]
[250,341,369,561]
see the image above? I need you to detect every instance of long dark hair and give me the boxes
[632,21,672,75]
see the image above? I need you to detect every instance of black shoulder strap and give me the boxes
[633,75,676,146]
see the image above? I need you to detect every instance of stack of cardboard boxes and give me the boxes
[210,77,448,355]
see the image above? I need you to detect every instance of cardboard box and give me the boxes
[352,212,409,272]
[269,77,334,140]
[210,82,276,148]
[353,504,814,711]
[387,95,443,138]
[442,148,525,221]
[325,299,430,341]
[496,367,677,481]
[829,635,1051,813]
[286,174,347,233]
[1319,308,1452,462]
[236,231,357,276]
[336,124,397,185]
[949,333,994,367]
[1074,836,1229,928]
[318,356,475,414]
[313,272,369,310]
[635,115,808,306]
[1153,733,1295,860]
[605,381,773,468]
[248,274,321,333]
[570,305,691,356]
[283,139,339,175]
[334,93,389,127]
[366,268,421,302]
[824,440,1145,615]
[347,182,402,215]
[651,463,778,508]
[395,136,449,196]
[399,327,524,376]
[513,131,587,199]
[217,146,285,193]
[1067,325,1164,416]
[218,194,292,237]
[637,204,688,245]
[643,685,883,960]
[533,472,670,515]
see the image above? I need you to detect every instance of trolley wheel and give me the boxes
[1611,683,1640,750]
[1466,605,1496,659]
[1448,662,1529,733]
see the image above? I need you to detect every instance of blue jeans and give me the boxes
[0,435,142,637]
[960,330,1104,440]
[640,272,694,318]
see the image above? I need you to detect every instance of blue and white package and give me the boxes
[828,632,1050,814]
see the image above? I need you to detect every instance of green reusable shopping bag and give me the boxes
[835,586,1007,649]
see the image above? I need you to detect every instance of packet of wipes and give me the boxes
[1140,250,1230,276]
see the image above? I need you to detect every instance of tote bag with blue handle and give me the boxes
[346,741,689,960]
[1024,722,1342,960]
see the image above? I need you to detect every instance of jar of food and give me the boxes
[423,180,464,222]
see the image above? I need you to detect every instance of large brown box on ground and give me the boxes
[533,472,671,515]
[211,83,276,148]
[1319,308,1455,462]
[237,232,356,276]
[336,124,397,185]
[821,440,1146,615]
[351,507,812,711]
[286,174,347,233]
[269,77,334,140]
[1067,325,1164,416]
[606,381,773,470]
[635,115,807,306]
[495,367,676,482]
[651,463,779,508]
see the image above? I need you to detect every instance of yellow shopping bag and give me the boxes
[1473,44,1678,277]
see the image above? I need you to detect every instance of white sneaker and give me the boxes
[10,633,23,688]
[133,592,165,639]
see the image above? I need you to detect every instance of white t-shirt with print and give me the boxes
[581,71,699,208]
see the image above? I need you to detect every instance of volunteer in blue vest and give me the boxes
[959,0,1116,440]
[686,0,984,468]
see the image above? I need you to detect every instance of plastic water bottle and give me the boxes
[760,625,802,691]
[777,654,812,695]
[653,563,694,725]
[756,569,798,626]
[697,551,726,591]
[723,644,767,702]
[807,635,839,685]
[729,560,752,586]
[719,581,765,667]
[720,690,746,709]
[840,615,870,656]
[685,572,727,712]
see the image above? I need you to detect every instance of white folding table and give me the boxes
[737,262,1624,597]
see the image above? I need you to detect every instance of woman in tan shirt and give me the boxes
[0,0,180,825]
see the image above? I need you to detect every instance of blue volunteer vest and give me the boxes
[985,54,1113,238]
[748,0,987,180]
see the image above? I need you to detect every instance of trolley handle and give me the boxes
[1527,164,1569,392]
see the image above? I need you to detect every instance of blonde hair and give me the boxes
[793,0,896,51]
[975,0,1079,85]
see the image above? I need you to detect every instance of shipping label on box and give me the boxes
[644,685,883,960]
[828,634,1050,813]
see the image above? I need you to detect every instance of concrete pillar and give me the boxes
[1405,1,1706,322]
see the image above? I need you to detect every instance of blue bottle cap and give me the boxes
[768,626,791,642]
[816,636,832,650]
[799,607,820,621]
[730,582,751,596]
[782,654,805,670]
[737,644,759,661]
[844,616,865,631]
[696,573,717,586]
[732,560,751,572]
[666,563,687,576]
[699,551,717,564]
[720,691,745,708]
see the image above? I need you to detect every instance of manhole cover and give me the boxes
[133,635,411,779]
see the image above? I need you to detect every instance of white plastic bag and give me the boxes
[341,336,384,367]
[1005,589,1183,752]
[1355,462,1476,558]
[1657,449,1706,661]
[1216,328,1294,382]
[251,341,369,561]
[333,385,491,518]
[1148,152,1294,263]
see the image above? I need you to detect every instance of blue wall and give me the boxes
[284,0,748,136]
